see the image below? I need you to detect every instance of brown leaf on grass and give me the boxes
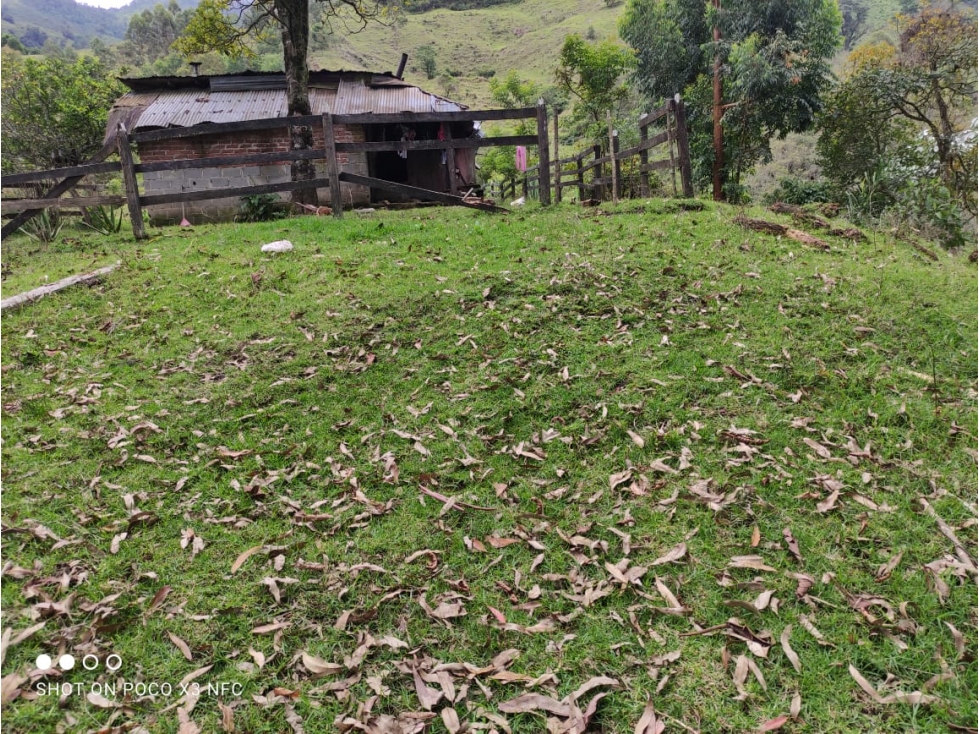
[1,672,27,706]
[486,537,520,549]
[848,665,937,705]
[499,693,572,717]
[87,691,121,708]
[627,430,645,448]
[440,708,462,734]
[798,614,834,647]
[177,708,201,734]
[0,622,45,667]
[750,525,761,548]
[169,631,193,661]
[610,470,633,490]
[648,458,678,474]
[803,438,832,459]
[634,697,666,734]
[650,542,687,567]
[217,447,252,459]
[218,702,235,732]
[251,622,290,635]
[248,647,266,669]
[145,585,172,620]
[302,652,342,677]
[110,532,128,554]
[782,528,803,562]
[780,626,801,674]
[178,665,214,690]
[729,555,777,572]
[419,594,467,622]
[875,552,903,582]
[733,654,750,700]
[231,545,263,574]
[945,622,966,661]
[791,693,802,719]
[788,572,815,599]
[815,490,841,514]
[411,666,443,710]
[759,715,790,731]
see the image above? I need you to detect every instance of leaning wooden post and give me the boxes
[553,111,562,204]
[672,96,694,198]
[116,125,145,240]
[638,113,650,198]
[536,98,552,206]
[576,151,585,202]
[322,113,344,218]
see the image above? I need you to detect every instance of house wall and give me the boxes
[138,124,370,224]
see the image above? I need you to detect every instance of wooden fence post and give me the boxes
[576,152,585,202]
[536,99,551,206]
[322,113,344,218]
[117,125,146,240]
[610,126,621,203]
[638,114,650,198]
[553,111,561,204]
[592,145,602,200]
[672,97,694,198]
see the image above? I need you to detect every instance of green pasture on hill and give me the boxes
[1,201,976,733]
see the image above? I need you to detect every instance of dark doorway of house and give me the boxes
[366,124,411,203]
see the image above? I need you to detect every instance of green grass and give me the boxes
[1,202,976,733]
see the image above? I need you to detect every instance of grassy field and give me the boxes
[1,201,976,733]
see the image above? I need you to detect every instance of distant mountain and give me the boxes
[1,0,201,47]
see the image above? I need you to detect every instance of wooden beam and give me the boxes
[1,261,121,312]
[140,178,334,207]
[117,126,146,240]
[444,125,457,195]
[322,114,343,218]
[639,159,675,173]
[639,112,650,198]
[131,115,322,144]
[334,135,536,153]
[1,161,122,186]
[1,195,127,214]
[338,171,507,212]
[638,103,671,129]
[136,149,323,174]
[536,100,551,206]
[333,108,536,125]
[1,137,118,241]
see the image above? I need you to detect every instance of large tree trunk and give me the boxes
[280,0,318,207]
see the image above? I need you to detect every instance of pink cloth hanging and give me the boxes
[515,146,527,172]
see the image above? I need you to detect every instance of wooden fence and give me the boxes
[1,103,553,241]
[490,98,692,205]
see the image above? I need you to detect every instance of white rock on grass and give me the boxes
[261,240,293,253]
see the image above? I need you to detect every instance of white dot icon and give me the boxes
[82,655,100,671]
[59,655,76,671]
[105,654,122,672]
[35,654,53,670]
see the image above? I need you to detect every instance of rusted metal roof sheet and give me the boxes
[134,89,288,129]
[115,74,467,132]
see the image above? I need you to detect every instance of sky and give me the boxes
[75,0,136,8]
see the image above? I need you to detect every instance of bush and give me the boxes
[764,177,833,206]
[237,194,283,223]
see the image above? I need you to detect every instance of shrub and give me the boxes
[237,194,283,222]
[764,177,833,206]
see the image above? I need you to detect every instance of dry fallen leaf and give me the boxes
[302,652,342,677]
[633,696,666,734]
[780,626,801,674]
[759,715,790,731]
[231,545,263,574]
[168,631,193,661]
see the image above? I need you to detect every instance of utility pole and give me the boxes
[712,0,724,202]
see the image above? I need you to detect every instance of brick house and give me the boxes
[106,70,479,223]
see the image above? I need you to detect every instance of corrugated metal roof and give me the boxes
[118,75,466,131]
[134,89,288,129]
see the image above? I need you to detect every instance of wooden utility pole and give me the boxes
[711,0,724,202]
[536,98,551,205]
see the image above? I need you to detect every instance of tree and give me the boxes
[554,34,633,144]
[120,1,193,67]
[416,44,437,79]
[839,0,868,50]
[817,4,978,233]
[175,0,399,207]
[1,55,124,173]
[620,0,842,200]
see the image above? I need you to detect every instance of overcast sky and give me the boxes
[76,0,136,8]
